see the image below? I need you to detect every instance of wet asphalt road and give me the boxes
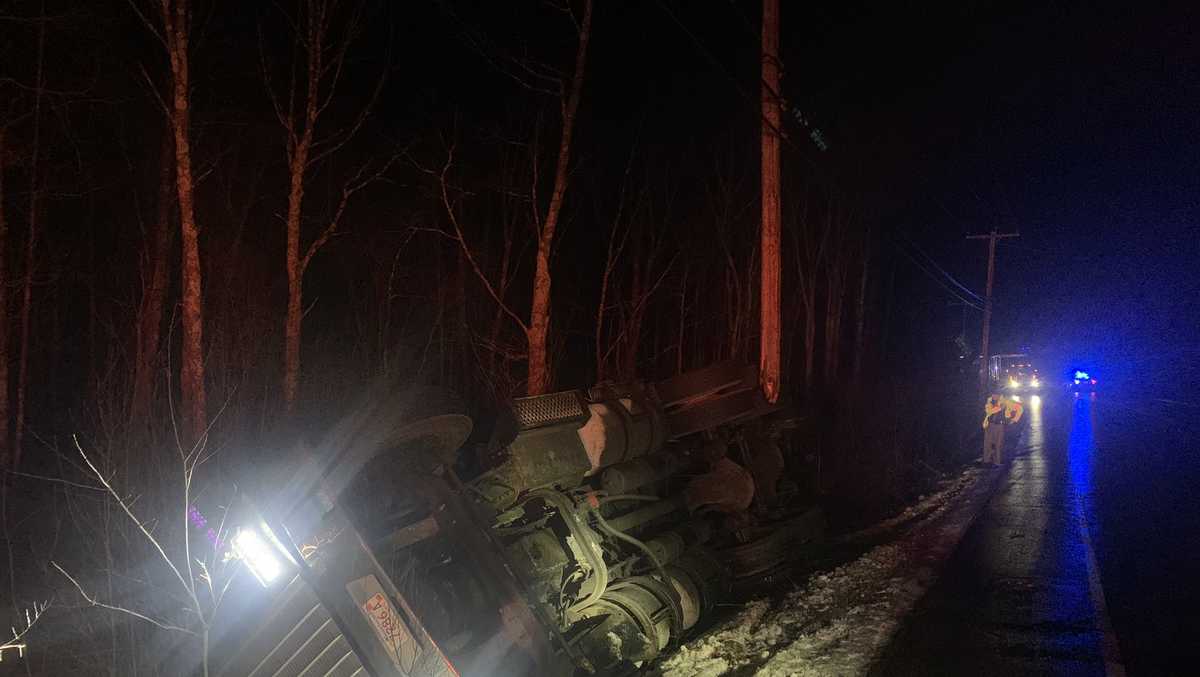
[873,392,1200,676]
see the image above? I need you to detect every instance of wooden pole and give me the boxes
[759,0,782,403]
[967,230,1019,393]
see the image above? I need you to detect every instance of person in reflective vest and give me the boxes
[982,394,1007,465]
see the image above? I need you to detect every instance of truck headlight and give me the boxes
[1008,378,1019,389]
[232,524,287,586]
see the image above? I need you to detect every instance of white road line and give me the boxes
[1077,506,1126,676]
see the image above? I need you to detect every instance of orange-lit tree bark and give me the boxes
[137,0,208,444]
[266,0,389,413]
[130,133,174,423]
[526,0,592,395]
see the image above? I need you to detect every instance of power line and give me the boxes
[657,1,987,317]
[891,237,984,310]
[899,235,985,304]
[652,0,828,156]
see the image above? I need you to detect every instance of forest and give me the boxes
[0,1,976,672]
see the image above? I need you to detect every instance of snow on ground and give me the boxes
[655,467,995,677]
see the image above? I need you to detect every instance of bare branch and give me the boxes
[257,22,292,135]
[71,436,196,605]
[300,152,401,273]
[601,253,678,367]
[125,0,168,48]
[3,469,104,492]
[52,562,195,635]
[456,27,561,97]
[0,600,50,661]
[438,146,529,333]
[307,59,388,167]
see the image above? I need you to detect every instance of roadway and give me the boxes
[871,390,1200,675]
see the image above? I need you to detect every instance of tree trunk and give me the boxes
[486,233,512,382]
[880,256,897,364]
[130,133,175,422]
[283,149,310,413]
[595,212,617,382]
[281,6,322,415]
[526,0,592,396]
[621,256,646,380]
[164,0,208,443]
[13,16,46,467]
[824,265,844,386]
[526,255,553,395]
[852,234,871,387]
[803,285,816,393]
[14,183,38,469]
[0,130,8,469]
[676,259,688,374]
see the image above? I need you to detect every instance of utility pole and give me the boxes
[967,229,1019,393]
[759,0,782,403]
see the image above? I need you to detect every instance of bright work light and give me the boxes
[233,525,284,586]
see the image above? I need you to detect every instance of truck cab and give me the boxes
[989,353,1042,392]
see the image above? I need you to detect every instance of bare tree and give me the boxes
[130,0,208,442]
[0,128,9,470]
[789,188,826,394]
[526,0,592,395]
[129,132,174,423]
[263,0,392,413]
[703,148,756,364]
[13,10,46,468]
[852,230,872,386]
[440,0,593,396]
[594,160,676,382]
[53,436,239,677]
[595,145,639,381]
[823,205,848,387]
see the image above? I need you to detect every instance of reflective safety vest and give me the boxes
[982,396,1005,429]
[1004,399,1024,425]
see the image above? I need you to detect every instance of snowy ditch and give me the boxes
[652,467,998,676]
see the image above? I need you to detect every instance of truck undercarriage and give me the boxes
[215,361,823,676]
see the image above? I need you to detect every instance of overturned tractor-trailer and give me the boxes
[213,361,824,677]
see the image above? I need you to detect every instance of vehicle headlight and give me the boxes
[1008,378,1019,388]
[1030,379,1040,388]
[232,523,287,586]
